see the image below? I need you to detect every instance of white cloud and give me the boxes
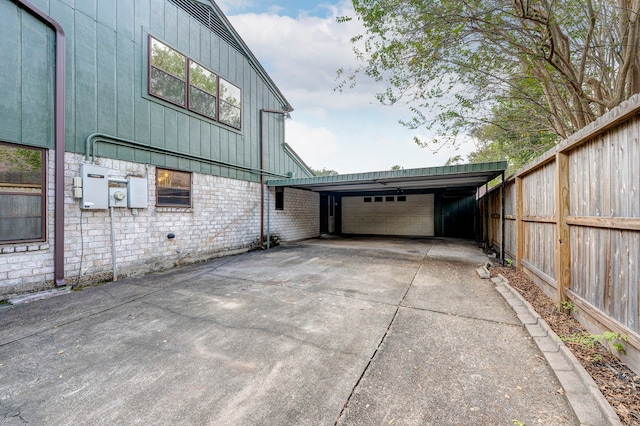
[286,120,339,170]
[225,1,478,174]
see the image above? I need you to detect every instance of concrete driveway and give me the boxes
[0,237,577,425]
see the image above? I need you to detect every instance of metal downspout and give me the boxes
[259,108,293,249]
[15,0,66,287]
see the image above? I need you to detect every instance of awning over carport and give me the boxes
[266,161,507,193]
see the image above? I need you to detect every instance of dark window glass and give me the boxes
[374,197,383,202]
[149,38,186,106]
[364,197,372,202]
[156,168,191,207]
[397,196,407,201]
[0,143,45,243]
[386,196,394,202]
[275,187,284,210]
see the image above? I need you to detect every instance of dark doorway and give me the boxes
[442,194,475,238]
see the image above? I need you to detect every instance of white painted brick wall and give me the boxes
[0,152,319,299]
[267,187,320,242]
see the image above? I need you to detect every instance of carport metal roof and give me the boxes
[266,161,507,193]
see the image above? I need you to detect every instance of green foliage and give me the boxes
[311,167,339,176]
[340,0,640,159]
[390,164,403,170]
[562,331,628,355]
[556,300,576,313]
[443,155,462,166]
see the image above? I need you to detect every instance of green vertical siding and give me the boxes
[1,0,312,180]
[0,2,54,148]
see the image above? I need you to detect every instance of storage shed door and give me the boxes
[342,194,435,236]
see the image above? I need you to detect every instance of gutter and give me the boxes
[15,0,66,287]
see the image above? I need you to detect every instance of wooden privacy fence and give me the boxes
[479,94,640,373]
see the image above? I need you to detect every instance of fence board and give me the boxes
[480,93,640,373]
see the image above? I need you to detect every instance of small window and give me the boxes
[149,38,186,106]
[0,143,45,243]
[374,196,383,202]
[386,196,394,202]
[275,187,284,210]
[397,195,407,202]
[364,197,372,203]
[156,168,191,207]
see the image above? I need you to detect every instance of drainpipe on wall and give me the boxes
[259,108,293,249]
[15,0,66,287]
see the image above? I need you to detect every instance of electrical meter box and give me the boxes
[128,178,148,208]
[81,164,109,209]
[109,188,128,207]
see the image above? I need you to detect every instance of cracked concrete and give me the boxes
[1,237,578,425]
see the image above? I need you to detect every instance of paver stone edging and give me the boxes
[492,274,622,426]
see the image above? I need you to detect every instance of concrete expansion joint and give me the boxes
[494,274,623,426]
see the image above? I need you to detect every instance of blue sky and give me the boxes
[217,0,476,174]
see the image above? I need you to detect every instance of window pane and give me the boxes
[189,62,217,95]
[189,86,216,119]
[0,194,42,241]
[219,78,241,107]
[150,38,185,78]
[150,67,186,106]
[0,144,44,242]
[0,145,42,190]
[219,102,241,128]
[157,169,191,207]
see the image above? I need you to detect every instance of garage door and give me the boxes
[342,194,434,236]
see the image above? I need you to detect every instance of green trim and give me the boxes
[266,161,508,186]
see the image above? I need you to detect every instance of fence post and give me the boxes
[555,151,571,303]
[515,176,523,270]
[501,172,505,265]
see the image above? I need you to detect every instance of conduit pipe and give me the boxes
[15,0,66,287]
[84,132,288,178]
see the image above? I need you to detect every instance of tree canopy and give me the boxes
[338,0,640,166]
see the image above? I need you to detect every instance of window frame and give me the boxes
[148,35,242,130]
[0,142,46,244]
[148,37,187,107]
[275,187,284,210]
[156,167,192,208]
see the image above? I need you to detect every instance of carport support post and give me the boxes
[501,171,505,266]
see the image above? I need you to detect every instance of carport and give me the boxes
[267,161,507,239]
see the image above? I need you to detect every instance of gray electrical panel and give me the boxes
[128,178,148,208]
[81,164,109,209]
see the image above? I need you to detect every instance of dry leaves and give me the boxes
[492,267,640,425]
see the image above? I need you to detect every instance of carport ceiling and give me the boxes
[267,161,508,193]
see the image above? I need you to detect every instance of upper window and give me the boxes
[156,168,192,207]
[0,143,45,243]
[148,36,242,129]
[150,38,186,106]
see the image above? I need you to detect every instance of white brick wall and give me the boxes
[267,187,320,242]
[0,152,319,299]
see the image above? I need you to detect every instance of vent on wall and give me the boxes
[169,0,243,53]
